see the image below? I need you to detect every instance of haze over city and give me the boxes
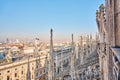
[0,0,104,42]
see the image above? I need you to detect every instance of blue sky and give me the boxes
[0,0,104,42]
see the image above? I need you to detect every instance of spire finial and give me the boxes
[100,4,104,13]
[72,34,74,44]
[50,28,53,43]
[50,28,53,33]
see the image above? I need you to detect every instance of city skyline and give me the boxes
[0,0,104,42]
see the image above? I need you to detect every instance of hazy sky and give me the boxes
[0,0,104,42]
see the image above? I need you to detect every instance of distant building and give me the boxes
[0,55,47,80]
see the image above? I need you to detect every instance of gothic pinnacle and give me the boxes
[72,34,74,44]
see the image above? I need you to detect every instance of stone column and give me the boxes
[114,0,120,47]
[61,47,63,80]
[55,55,58,75]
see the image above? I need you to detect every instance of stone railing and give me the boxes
[111,47,120,80]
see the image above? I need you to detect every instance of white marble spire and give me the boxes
[48,28,54,80]
[70,34,75,80]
